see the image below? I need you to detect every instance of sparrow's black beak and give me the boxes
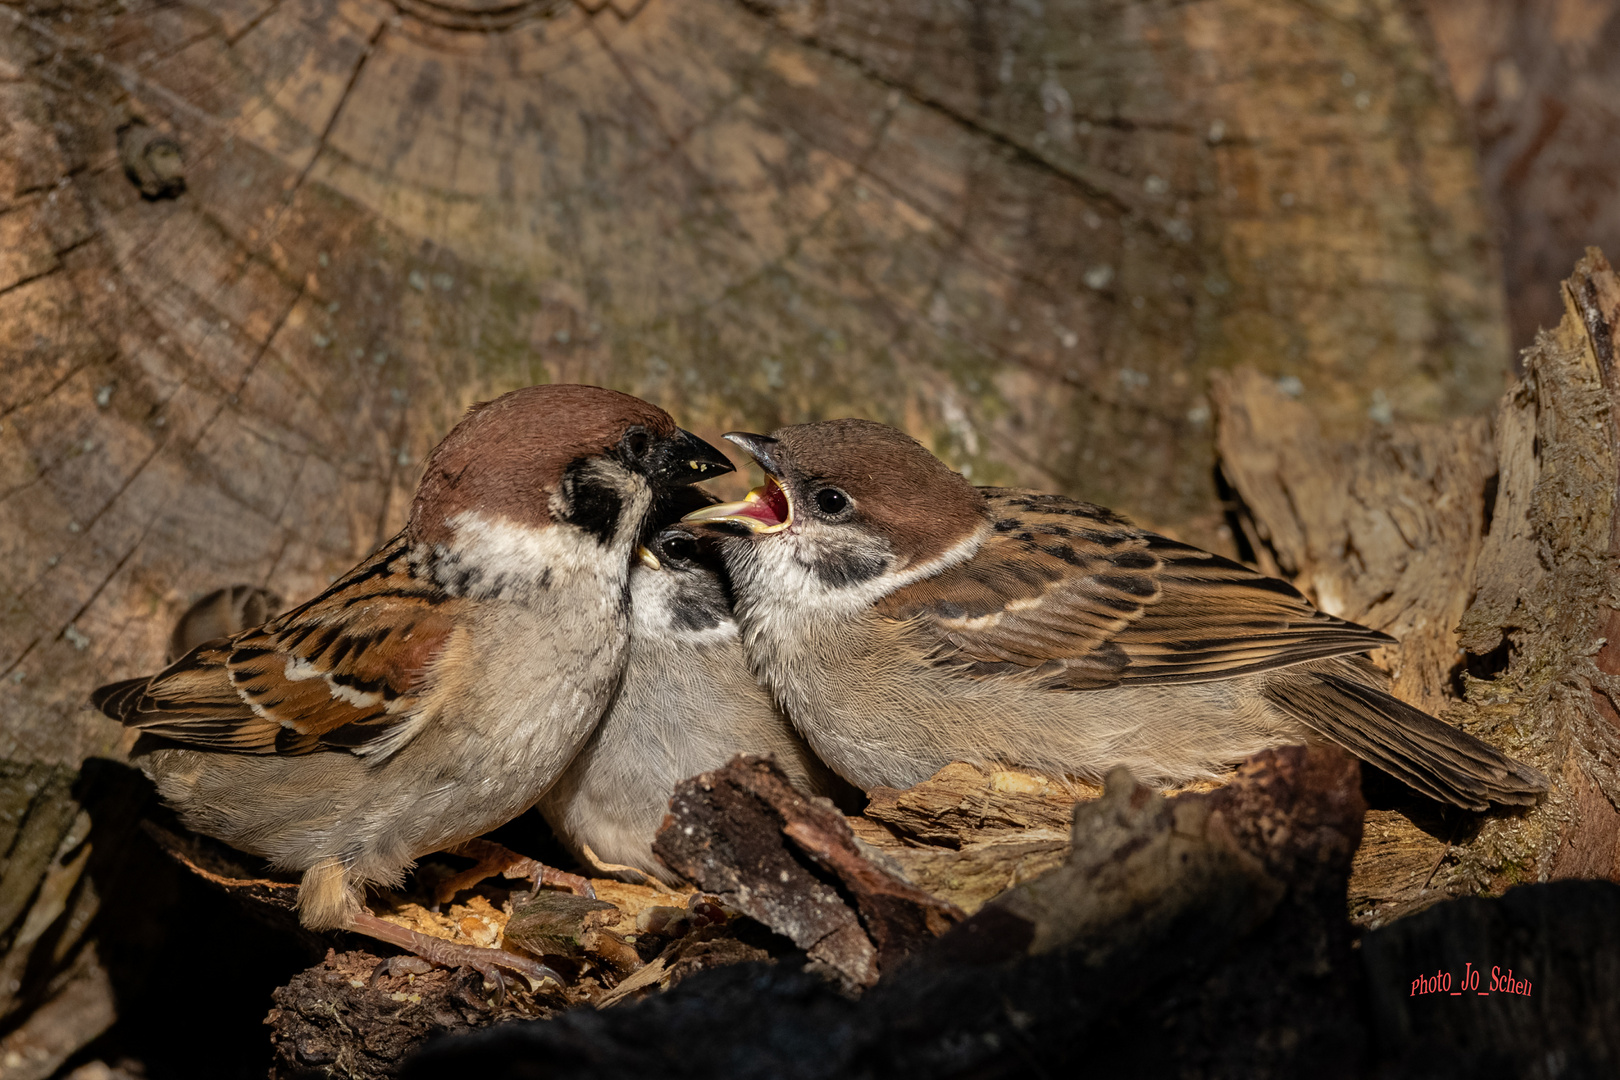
[681,432,794,533]
[719,432,785,477]
[648,429,734,489]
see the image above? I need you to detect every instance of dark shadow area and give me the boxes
[399,880,1620,1080]
[1214,463,1264,567]
[69,759,323,1080]
[1358,765,1487,846]
[1448,637,1515,700]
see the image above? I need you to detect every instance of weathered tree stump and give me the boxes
[1215,249,1620,924]
[5,1,1620,1073]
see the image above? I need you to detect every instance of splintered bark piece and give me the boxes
[1215,249,1620,925]
[502,891,622,962]
[982,767,1283,961]
[848,762,1089,915]
[653,755,962,987]
[1446,249,1620,883]
[973,744,1362,966]
[267,950,558,1080]
[861,762,1087,847]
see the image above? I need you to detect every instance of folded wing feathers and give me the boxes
[92,534,454,758]
[885,490,1392,687]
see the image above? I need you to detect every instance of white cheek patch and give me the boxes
[434,508,646,610]
[445,510,625,580]
[744,519,991,618]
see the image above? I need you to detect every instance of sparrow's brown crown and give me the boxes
[748,418,987,570]
[409,385,728,548]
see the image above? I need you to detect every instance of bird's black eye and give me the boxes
[813,487,850,517]
[659,534,698,564]
[624,427,651,459]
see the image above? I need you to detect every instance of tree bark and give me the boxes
[1,0,1510,764]
[1215,249,1620,925]
[1424,0,1620,352]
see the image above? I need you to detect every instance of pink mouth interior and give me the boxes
[723,476,790,528]
[757,477,790,525]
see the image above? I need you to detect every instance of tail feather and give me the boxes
[1264,672,1548,811]
[91,676,151,721]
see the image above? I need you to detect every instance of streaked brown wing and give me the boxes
[95,533,464,756]
[874,488,1392,689]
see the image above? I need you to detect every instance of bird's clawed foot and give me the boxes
[350,908,562,999]
[434,837,596,905]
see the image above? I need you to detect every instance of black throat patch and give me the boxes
[561,459,625,545]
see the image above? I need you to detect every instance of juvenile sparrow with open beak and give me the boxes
[683,419,1548,811]
[540,496,843,884]
[93,385,732,985]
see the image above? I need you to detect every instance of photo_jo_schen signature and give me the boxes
[1411,962,1533,998]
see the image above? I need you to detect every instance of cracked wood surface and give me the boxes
[1425,0,1620,352]
[1,0,1511,764]
[1214,252,1620,925]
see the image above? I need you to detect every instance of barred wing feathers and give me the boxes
[93,534,463,758]
[875,489,1391,689]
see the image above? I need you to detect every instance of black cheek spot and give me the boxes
[451,565,483,596]
[562,461,625,545]
[812,549,887,588]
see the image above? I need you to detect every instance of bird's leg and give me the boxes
[349,908,562,995]
[434,837,596,905]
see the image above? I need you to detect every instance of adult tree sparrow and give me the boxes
[683,419,1547,811]
[94,385,732,984]
[539,497,842,885]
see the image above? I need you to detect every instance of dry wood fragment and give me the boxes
[502,892,624,963]
[1214,249,1620,925]
[653,755,962,987]
[267,950,555,1080]
[860,762,1088,846]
